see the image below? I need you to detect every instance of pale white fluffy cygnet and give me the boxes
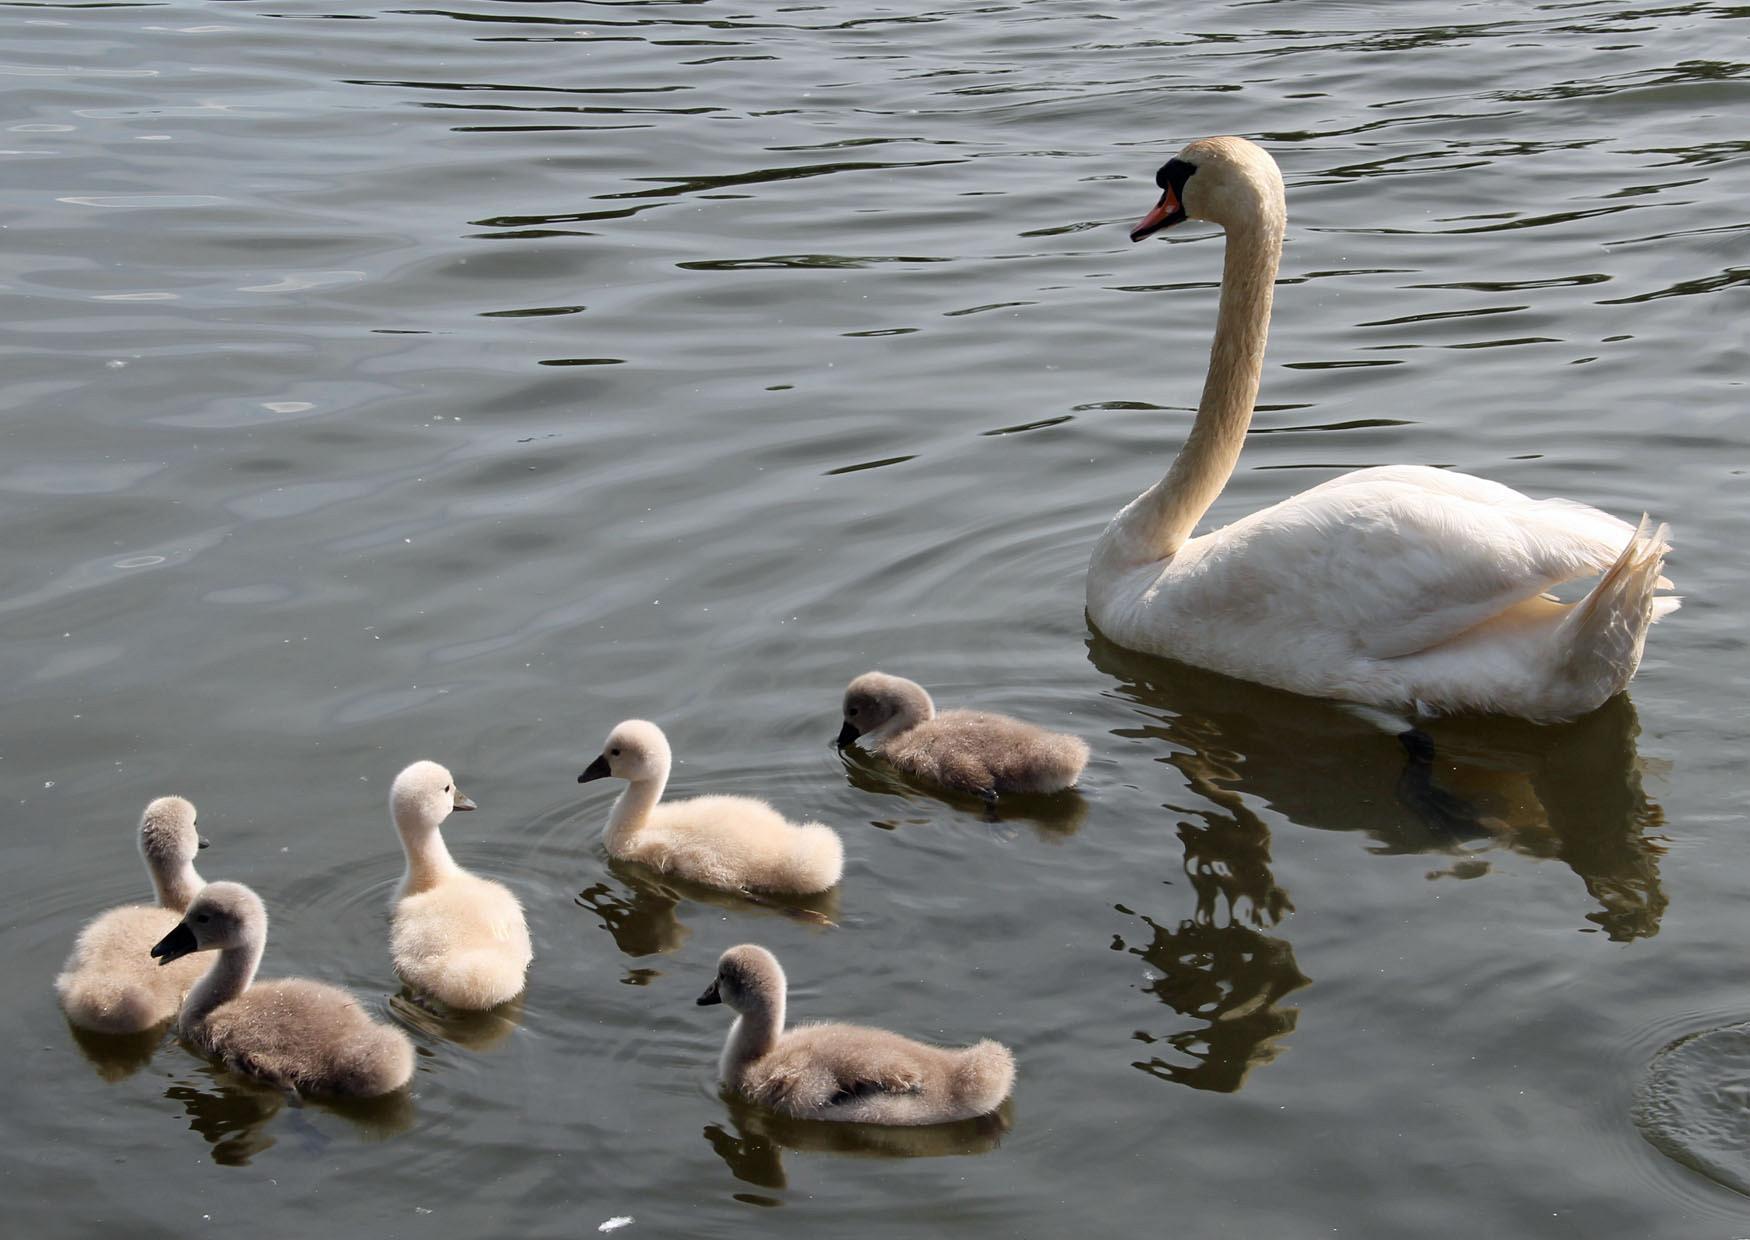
[151,881,414,1098]
[699,944,1015,1124]
[56,796,210,1034]
[836,672,1090,801]
[578,720,843,895]
[388,761,532,1010]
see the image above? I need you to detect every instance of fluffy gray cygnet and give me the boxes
[698,944,1015,1124]
[836,672,1089,801]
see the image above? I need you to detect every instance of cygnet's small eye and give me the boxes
[444,784,452,792]
[848,707,858,717]
[196,914,210,924]
[610,747,622,757]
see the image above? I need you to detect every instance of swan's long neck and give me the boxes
[604,761,670,855]
[180,933,263,1027]
[720,995,785,1085]
[1100,211,1283,565]
[396,812,459,896]
[151,857,205,913]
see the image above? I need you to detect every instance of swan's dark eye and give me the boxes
[196,914,210,924]
[848,707,858,717]
[444,784,451,792]
[1156,157,1196,195]
[610,747,622,757]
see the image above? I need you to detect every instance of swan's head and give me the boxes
[1131,136,1285,242]
[151,881,265,965]
[390,760,476,835]
[697,943,785,1011]
[836,671,935,748]
[139,796,206,868]
[578,719,672,785]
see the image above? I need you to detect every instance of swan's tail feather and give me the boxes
[949,1040,1015,1117]
[1556,516,1673,707]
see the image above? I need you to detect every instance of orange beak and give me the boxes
[1130,184,1184,242]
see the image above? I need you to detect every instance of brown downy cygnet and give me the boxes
[578,720,843,895]
[836,672,1089,801]
[151,881,414,1097]
[389,761,532,1010]
[56,796,211,1034]
[698,944,1015,1124]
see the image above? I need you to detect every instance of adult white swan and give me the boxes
[1087,136,1676,722]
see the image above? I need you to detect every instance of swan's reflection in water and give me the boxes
[703,1092,1011,1193]
[1089,635,1670,942]
[163,1061,415,1166]
[576,859,840,968]
[67,1021,162,1082]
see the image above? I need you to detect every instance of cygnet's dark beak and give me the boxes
[696,978,722,1006]
[150,922,198,966]
[198,836,210,850]
[578,754,611,784]
[452,787,477,812]
[834,721,861,750]
[1130,184,1186,242]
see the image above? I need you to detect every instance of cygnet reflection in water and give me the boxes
[704,1092,1012,1191]
[575,858,840,961]
[1087,635,1670,942]
[165,1061,416,1167]
[65,1021,162,1083]
[838,747,1089,839]
[389,989,525,1052]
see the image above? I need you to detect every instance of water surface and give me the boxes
[5,0,1749,1235]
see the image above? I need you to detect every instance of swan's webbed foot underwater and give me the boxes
[1394,727,1501,845]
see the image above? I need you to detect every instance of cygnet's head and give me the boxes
[151,881,265,965]
[139,795,207,869]
[696,943,786,1011]
[578,720,671,785]
[1130,135,1285,242]
[836,671,935,748]
[390,760,476,835]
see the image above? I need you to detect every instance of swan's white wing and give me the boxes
[1197,466,1644,660]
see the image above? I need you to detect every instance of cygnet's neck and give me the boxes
[150,856,205,913]
[181,933,264,1027]
[395,808,460,895]
[604,756,672,855]
[720,993,786,1085]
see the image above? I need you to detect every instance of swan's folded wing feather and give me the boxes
[1204,470,1645,660]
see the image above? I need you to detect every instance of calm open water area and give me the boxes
[5,0,1749,1234]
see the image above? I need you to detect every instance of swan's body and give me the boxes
[836,672,1088,799]
[152,882,414,1097]
[389,761,531,1010]
[698,945,1014,1125]
[578,721,843,895]
[56,797,209,1034]
[1088,136,1675,722]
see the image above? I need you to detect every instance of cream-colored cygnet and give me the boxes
[388,761,532,1010]
[836,672,1090,801]
[56,796,210,1034]
[578,720,843,895]
[151,881,414,1097]
[698,944,1015,1124]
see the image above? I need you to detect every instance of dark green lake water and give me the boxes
[6,0,1749,1235]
